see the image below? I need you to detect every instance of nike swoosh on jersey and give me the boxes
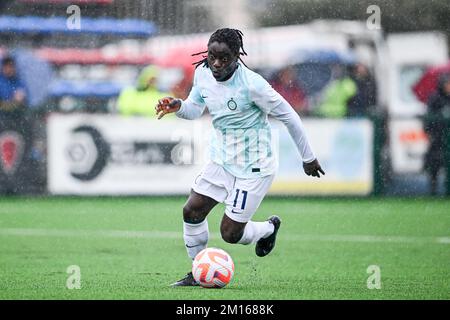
[231,209,243,214]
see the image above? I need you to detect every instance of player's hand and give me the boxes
[303,159,325,178]
[155,97,181,119]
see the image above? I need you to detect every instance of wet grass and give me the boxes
[0,197,448,299]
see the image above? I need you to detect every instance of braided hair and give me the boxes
[192,28,248,69]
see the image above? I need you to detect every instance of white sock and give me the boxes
[183,219,209,260]
[238,220,275,245]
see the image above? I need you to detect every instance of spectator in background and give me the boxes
[270,66,307,115]
[171,67,194,100]
[0,55,27,117]
[117,65,171,117]
[315,64,356,118]
[423,72,450,195]
[347,63,377,117]
[0,54,32,195]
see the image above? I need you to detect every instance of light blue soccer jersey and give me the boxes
[176,63,315,179]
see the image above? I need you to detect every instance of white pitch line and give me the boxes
[282,234,450,244]
[0,228,180,239]
[0,228,448,245]
[436,237,450,244]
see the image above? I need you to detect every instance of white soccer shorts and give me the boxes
[192,162,275,223]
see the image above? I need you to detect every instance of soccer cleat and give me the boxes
[170,272,199,287]
[255,215,281,257]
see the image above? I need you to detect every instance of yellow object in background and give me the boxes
[118,87,171,117]
[316,77,357,118]
[117,65,173,117]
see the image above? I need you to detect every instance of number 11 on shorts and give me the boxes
[233,189,248,210]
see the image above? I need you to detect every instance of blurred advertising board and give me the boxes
[271,119,373,195]
[389,118,428,174]
[47,114,207,195]
[47,114,373,195]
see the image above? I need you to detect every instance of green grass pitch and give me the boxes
[0,196,448,299]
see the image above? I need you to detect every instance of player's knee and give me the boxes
[220,228,242,244]
[183,204,206,224]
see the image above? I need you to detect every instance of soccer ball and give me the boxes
[192,247,235,288]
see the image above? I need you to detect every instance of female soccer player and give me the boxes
[156,28,324,286]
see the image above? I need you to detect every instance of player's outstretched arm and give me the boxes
[303,159,325,178]
[155,97,182,119]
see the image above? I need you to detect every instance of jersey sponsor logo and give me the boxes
[231,209,243,214]
[227,98,237,111]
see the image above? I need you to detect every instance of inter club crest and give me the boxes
[227,98,237,110]
[0,131,25,175]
